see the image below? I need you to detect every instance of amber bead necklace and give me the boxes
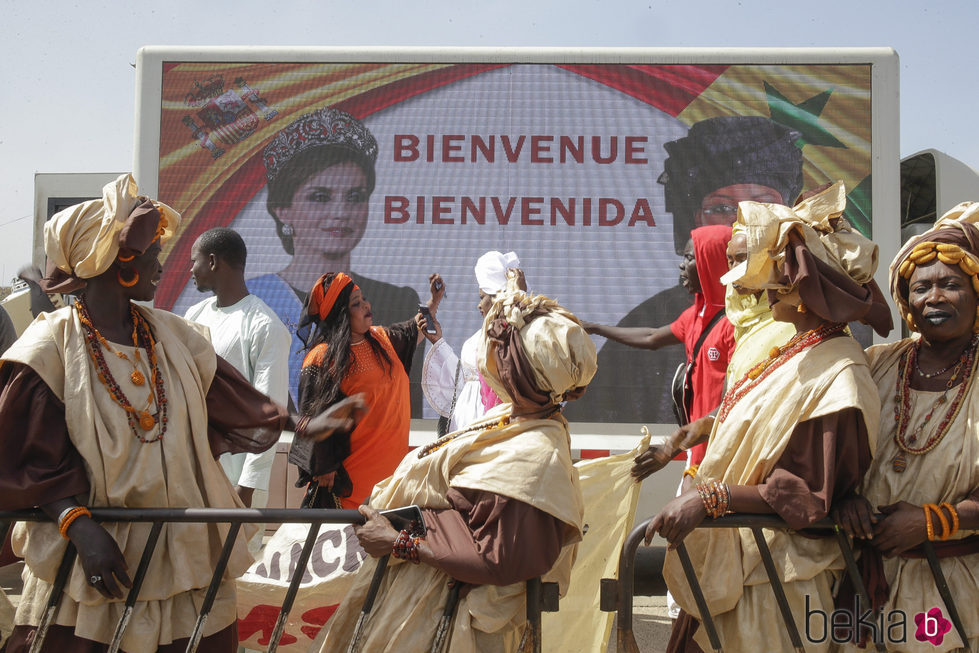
[76,298,168,443]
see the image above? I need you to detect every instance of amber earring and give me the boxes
[118,268,140,287]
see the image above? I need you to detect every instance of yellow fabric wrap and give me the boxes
[723,285,795,384]
[887,200,979,328]
[44,173,180,281]
[731,181,879,294]
[476,287,597,406]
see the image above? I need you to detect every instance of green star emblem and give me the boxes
[765,81,846,149]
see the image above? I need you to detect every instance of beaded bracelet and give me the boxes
[58,506,91,539]
[392,528,422,563]
[696,480,731,519]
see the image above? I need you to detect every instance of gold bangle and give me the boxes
[682,465,699,480]
[923,504,936,541]
[932,503,950,540]
[940,502,959,540]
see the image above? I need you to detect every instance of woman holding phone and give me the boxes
[290,271,443,508]
[248,106,422,407]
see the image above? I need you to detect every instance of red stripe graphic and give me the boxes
[556,64,728,117]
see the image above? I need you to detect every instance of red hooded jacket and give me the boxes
[669,224,736,465]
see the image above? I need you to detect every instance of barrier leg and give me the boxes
[108,521,165,653]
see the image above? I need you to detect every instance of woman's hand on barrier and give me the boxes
[302,394,368,441]
[354,505,400,558]
[873,501,927,557]
[69,518,132,599]
[832,494,877,540]
[644,489,707,548]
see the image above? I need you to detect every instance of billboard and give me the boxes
[135,47,899,427]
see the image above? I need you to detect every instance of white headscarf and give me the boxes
[474,251,520,295]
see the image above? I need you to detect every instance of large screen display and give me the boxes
[149,57,882,424]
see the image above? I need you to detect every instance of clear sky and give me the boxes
[2,0,977,285]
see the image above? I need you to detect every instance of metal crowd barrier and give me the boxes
[600,514,971,653]
[0,508,556,653]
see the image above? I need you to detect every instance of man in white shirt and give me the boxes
[184,228,291,514]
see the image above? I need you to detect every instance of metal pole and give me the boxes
[185,521,242,653]
[922,541,971,652]
[28,541,77,653]
[675,542,723,653]
[833,528,886,653]
[346,555,390,653]
[749,527,804,653]
[268,521,323,653]
[108,521,164,653]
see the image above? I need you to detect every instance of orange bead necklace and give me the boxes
[76,298,168,443]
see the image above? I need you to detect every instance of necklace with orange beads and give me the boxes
[76,298,168,443]
[717,322,846,424]
[891,335,977,472]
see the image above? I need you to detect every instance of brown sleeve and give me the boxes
[384,320,420,374]
[0,361,90,509]
[420,487,566,586]
[206,355,289,459]
[756,407,871,530]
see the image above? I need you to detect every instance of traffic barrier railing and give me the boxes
[600,514,970,653]
[0,509,557,653]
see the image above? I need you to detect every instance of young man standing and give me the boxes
[185,228,291,515]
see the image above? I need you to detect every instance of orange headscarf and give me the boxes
[308,272,357,321]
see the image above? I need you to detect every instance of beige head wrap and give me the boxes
[888,201,979,332]
[42,174,180,293]
[477,279,597,408]
[723,181,892,336]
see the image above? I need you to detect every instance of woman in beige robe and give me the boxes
[0,174,362,652]
[835,202,979,653]
[649,183,892,653]
[319,284,596,653]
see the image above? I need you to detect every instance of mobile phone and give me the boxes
[418,304,437,335]
[380,505,427,535]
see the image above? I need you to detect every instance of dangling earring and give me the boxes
[905,311,918,332]
[797,303,807,313]
[118,268,139,287]
[282,224,294,237]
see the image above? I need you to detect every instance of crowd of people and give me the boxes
[0,161,977,651]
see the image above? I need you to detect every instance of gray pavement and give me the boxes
[608,594,673,652]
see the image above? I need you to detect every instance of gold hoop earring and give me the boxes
[797,303,807,313]
[118,268,140,287]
